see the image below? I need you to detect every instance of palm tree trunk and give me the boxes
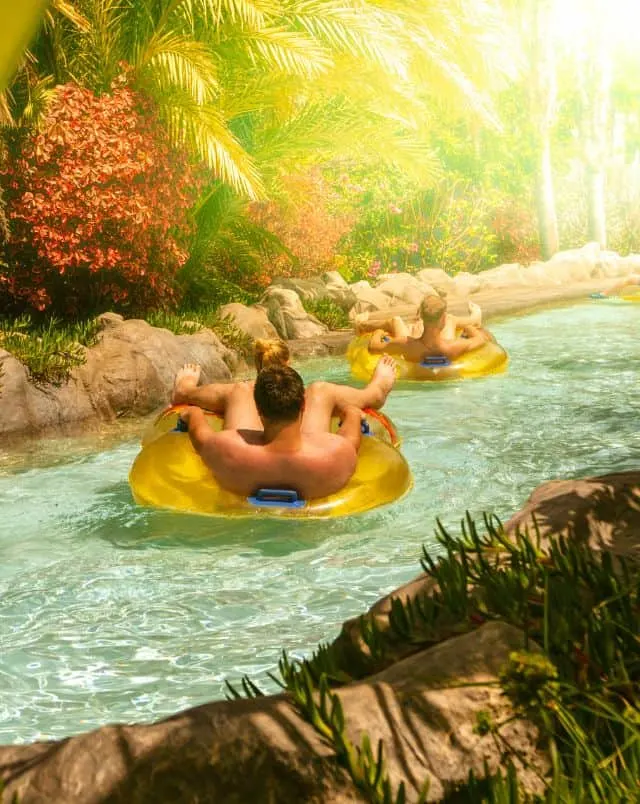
[582,1,611,248]
[529,0,559,259]
[536,132,559,259]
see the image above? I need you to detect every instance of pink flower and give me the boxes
[389,204,402,214]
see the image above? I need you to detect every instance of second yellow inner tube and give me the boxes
[346,333,508,382]
[129,406,412,519]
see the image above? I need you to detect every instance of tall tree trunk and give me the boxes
[529,0,559,259]
[536,132,559,259]
[581,0,612,248]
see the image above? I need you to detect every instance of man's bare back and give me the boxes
[174,357,396,500]
[369,325,488,362]
[364,295,490,363]
[192,427,358,498]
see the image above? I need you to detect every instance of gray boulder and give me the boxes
[261,287,328,339]
[219,303,279,340]
[0,319,234,437]
[546,242,601,282]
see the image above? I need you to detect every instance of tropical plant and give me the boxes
[302,297,351,330]
[4,0,517,302]
[0,315,101,384]
[1,78,203,317]
[227,511,640,800]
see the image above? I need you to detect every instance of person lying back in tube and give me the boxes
[355,292,490,364]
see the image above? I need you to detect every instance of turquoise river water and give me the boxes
[0,302,638,744]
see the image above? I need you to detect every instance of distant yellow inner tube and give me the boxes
[619,284,640,302]
[129,406,412,519]
[346,333,508,382]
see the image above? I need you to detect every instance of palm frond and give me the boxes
[198,0,278,29]
[282,0,407,78]
[48,0,91,31]
[252,95,438,183]
[158,92,264,198]
[240,26,331,77]
[72,0,127,90]
[137,32,219,104]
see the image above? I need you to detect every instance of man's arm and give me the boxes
[335,404,363,451]
[368,331,409,354]
[178,406,217,456]
[440,326,489,360]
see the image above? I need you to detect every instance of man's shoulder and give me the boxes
[304,431,357,460]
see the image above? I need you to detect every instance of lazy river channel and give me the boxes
[0,302,638,744]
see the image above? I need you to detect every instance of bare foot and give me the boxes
[172,363,201,404]
[371,354,397,396]
[467,301,483,327]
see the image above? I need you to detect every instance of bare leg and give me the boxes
[222,382,263,431]
[604,274,640,295]
[355,312,413,339]
[388,315,411,338]
[441,302,484,339]
[302,355,397,433]
[172,363,237,413]
[354,312,390,336]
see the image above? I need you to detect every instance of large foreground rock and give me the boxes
[0,623,547,803]
[330,471,640,679]
[0,318,235,437]
[503,470,640,562]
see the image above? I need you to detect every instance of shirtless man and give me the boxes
[356,297,483,341]
[361,293,489,363]
[174,357,396,498]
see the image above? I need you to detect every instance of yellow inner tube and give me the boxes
[619,284,640,302]
[346,333,508,382]
[130,407,412,519]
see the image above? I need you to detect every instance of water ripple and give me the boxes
[0,302,638,742]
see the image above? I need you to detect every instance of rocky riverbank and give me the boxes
[1,470,638,802]
[1,242,638,438]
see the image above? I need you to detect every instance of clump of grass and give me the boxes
[145,309,205,335]
[303,297,351,330]
[146,307,253,358]
[0,315,101,385]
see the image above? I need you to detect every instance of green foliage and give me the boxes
[499,652,559,715]
[0,315,100,385]
[302,298,350,330]
[145,308,254,357]
[329,164,536,280]
[180,183,291,302]
[441,762,521,803]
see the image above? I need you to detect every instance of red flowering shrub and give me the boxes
[1,75,203,316]
[248,170,354,284]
